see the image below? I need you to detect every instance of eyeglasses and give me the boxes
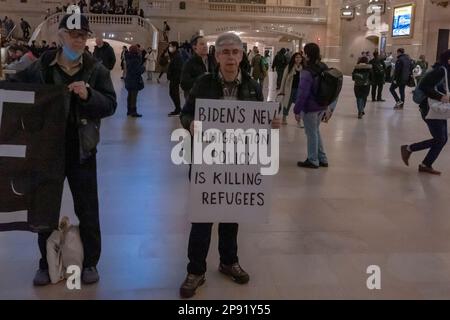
[65,30,89,40]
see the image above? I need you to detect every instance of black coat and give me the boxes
[125,52,145,91]
[369,57,386,83]
[180,69,264,131]
[180,53,217,92]
[167,51,183,84]
[394,54,413,85]
[418,63,450,116]
[8,49,117,162]
[93,42,116,70]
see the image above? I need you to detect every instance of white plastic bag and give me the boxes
[46,217,84,284]
[427,67,450,120]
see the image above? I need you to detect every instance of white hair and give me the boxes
[215,32,243,53]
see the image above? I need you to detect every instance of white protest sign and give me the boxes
[189,99,279,223]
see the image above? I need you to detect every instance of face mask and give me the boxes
[169,47,175,53]
[62,45,82,61]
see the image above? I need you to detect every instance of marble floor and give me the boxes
[2,69,450,300]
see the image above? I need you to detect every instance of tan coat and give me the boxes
[279,65,302,109]
[145,50,157,72]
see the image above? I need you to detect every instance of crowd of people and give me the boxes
[1,11,450,300]
[44,0,142,18]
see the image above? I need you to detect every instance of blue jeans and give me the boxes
[410,115,448,167]
[389,82,406,103]
[303,111,328,166]
[356,97,367,114]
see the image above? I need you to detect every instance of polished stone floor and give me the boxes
[2,69,450,300]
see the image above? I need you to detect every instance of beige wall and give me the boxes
[339,0,450,75]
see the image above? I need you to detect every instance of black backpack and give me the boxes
[308,64,343,107]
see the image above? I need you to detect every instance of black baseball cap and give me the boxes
[58,14,92,33]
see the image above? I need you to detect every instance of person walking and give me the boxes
[352,56,373,119]
[401,50,450,175]
[390,48,413,110]
[167,41,183,116]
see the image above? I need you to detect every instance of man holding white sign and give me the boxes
[178,32,280,299]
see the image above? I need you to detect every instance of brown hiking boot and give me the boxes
[219,263,250,284]
[179,273,206,299]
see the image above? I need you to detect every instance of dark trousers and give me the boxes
[38,154,101,270]
[187,223,239,275]
[276,69,284,90]
[22,29,29,40]
[169,81,181,112]
[371,82,384,101]
[410,116,448,167]
[389,82,406,103]
[127,90,139,114]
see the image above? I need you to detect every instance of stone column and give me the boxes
[323,0,342,69]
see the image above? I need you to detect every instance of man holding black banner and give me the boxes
[179,32,280,299]
[9,14,117,286]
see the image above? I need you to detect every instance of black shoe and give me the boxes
[377,99,386,102]
[82,267,100,284]
[319,162,329,168]
[168,111,180,117]
[180,274,206,299]
[33,269,51,286]
[401,145,412,166]
[358,113,363,119]
[219,263,250,284]
[130,113,142,118]
[297,159,319,169]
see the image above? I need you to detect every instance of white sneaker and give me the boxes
[297,119,304,128]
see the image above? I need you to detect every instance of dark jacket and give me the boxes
[352,63,373,98]
[8,49,117,162]
[272,51,288,72]
[418,63,450,116]
[93,42,116,70]
[369,57,386,83]
[180,69,264,131]
[125,52,145,91]
[167,51,183,83]
[394,53,413,85]
[293,62,328,114]
[180,53,217,93]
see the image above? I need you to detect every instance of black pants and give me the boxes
[389,83,406,103]
[38,154,101,270]
[22,29,29,40]
[127,90,139,114]
[371,82,384,101]
[410,115,448,167]
[187,223,239,275]
[276,69,284,90]
[169,81,181,112]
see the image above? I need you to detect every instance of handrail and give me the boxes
[31,13,156,43]
[6,24,17,41]
[144,0,322,18]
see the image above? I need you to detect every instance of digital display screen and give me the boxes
[392,5,413,37]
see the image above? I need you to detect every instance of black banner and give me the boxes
[0,82,66,232]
